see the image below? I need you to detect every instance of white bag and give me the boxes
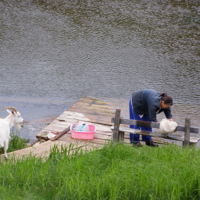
[159,119,178,135]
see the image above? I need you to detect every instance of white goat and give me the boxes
[0,107,24,158]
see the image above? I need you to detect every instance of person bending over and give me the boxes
[129,89,173,147]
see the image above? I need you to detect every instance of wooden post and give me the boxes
[183,118,191,147]
[118,131,124,143]
[112,109,121,142]
[51,126,70,141]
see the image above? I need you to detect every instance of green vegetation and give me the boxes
[0,143,200,200]
[0,131,28,155]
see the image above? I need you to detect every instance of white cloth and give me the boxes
[47,132,56,139]
[159,119,178,135]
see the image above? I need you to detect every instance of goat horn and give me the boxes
[2,107,17,113]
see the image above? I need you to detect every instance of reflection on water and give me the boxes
[0,0,199,140]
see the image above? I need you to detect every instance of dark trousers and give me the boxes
[129,98,152,143]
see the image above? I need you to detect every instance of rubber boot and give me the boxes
[145,140,158,147]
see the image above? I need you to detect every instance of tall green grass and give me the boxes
[0,143,200,200]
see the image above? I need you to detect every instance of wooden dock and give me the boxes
[5,96,200,159]
[6,97,129,158]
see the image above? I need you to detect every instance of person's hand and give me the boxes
[169,118,173,121]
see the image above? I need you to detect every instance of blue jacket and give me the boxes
[131,89,172,122]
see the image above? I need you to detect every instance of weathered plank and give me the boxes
[168,135,199,143]
[111,123,199,143]
[111,118,199,134]
[51,126,71,141]
[152,137,183,146]
[111,126,162,137]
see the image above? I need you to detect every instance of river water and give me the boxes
[0,0,199,142]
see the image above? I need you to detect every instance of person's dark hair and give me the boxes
[161,93,173,106]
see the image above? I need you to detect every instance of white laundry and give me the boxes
[159,118,178,135]
[47,132,57,139]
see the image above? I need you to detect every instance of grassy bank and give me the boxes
[0,143,200,200]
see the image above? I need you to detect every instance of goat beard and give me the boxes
[15,123,23,130]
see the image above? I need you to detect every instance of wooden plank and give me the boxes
[69,105,114,113]
[152,137,183,146]
[57,111,114,123]
[122,137,183,146]
[111,118,199,134]
[111,126,162,137]
[40,126,67,133]
[45,123,71,129]
[70,102,112,109]
[95,131,112,136]
[68,99,113,109]
[60,112,112,125]
[112,126,199,144]
[59,133,109,145]
[61,111,111,124]
[38,125,68,132]
[51,126,71,141]
[53,119,75,125]
[72,96,127,108]
[167,135,199,143]
[68,108,115,118]
[74,97,108,105]
[176,126,199,134]
[57,114,91,122]
[115,118,159,128]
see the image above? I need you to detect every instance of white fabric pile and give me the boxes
[47,132,57,139]
[159,119,178,136]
